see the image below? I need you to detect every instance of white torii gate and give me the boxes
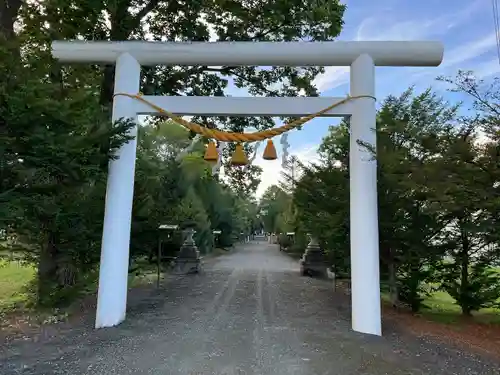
[52,40,444,336]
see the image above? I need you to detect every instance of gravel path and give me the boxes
[1,241,499,374]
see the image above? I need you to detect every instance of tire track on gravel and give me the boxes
[174,268,241,373]
[205,269,241,324]
[264,270,310,375]
[253,268,267,372]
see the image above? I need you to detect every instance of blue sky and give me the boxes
[247,0,500,197]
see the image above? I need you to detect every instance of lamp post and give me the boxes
[212,229,221,250]
[157,224,179,287]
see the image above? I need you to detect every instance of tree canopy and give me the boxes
[3,0,498,319]
[0,0,347,305]
[270,73,500,315]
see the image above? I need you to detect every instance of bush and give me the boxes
[278,234,292,250]
[441,263,500,315]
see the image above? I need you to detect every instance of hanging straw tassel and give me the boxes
[262,139,278,160]
[230,143,249,166]
[204,141,219,163]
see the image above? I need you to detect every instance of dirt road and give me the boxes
[1,242,499,374]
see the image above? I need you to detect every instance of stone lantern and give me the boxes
[299,233,327,278]
[172,228,201,274]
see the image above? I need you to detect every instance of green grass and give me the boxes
[0,260,36,311]
[2,257,499,327]
[381,287,500,325]
[0,247,234,312]
[419,290,500,325]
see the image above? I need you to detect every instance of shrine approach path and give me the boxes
[1,241,499,374]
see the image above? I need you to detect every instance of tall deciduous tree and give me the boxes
[289,77,500,313]
[2,0,348,305]
[0,8,133,305]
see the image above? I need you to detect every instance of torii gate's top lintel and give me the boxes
[52,40,443,67]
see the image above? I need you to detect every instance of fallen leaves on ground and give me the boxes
[383,306,500,359]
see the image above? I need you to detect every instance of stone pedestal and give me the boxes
[173,228,201,274]
[300,234,327,278]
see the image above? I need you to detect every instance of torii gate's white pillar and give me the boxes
[349,54,381,335]
[95,53,140,328]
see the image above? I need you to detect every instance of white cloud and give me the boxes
[402,33,500,83]
[254,142,320,198]
[355,0,484,41]
[441,33,498,68]
[474,59,500,79]
[313,67,349,93]
[312,0,488,93]
[313,14,434,92]
[355,18,429,41]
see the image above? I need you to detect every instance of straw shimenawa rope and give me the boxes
[114,93,376,142]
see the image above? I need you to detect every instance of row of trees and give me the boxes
[1,0,347,306]
[132,121,262,259]
[260,73,500,315]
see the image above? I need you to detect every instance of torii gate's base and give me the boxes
[51,40,443,337]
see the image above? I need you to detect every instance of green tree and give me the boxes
[23,0,347,195]
[259,185,291,233]
[293,80,500,313]
[0,24,132,305]
[428,72,500,315]
[371,88,459,311]
[291,122,350,272]
[2,0,348,305]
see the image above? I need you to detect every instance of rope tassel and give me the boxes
[231,144,249,166]
[262,139,277,160]
[204,141,219,163]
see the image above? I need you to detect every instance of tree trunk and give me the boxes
[98,5,138,168]
[459,223,472,316]
[388,250,399,307]
[38,229,78,306]
[99,3,138,106]
[0,0,22,40]
[409,264,421,313]
[37,231,58,305]
[0,0,22,69]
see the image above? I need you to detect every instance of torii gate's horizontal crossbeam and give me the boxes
[52,41,443,67]
[135,96,355,117]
